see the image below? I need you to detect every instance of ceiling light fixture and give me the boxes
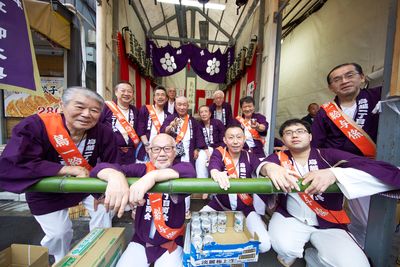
[156,0,226,11]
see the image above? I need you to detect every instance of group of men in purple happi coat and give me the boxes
[0,62,400,267]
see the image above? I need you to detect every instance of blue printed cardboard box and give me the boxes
[183,212,260,267]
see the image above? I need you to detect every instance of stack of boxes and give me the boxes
[183,211,260,267]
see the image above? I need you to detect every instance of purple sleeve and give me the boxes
[255,113,269,137]
[120,163,147,177]
[215,120,226,147]
[131,105,140,131]
[249,152,262,174]
[99,104,112,126]
[0,116,63,193]
[90,163,123,177]
[311,109,329,148]
[208,148,225,172]
[193,119,207,149]
[137,106,149,137]
[171,162,196,178]
[320,148,400,187]
[160,114,176,133]
[97,123,119,163]
[263,153,281,165]
[224,102,233,126]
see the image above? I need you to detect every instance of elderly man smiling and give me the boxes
[0,87,128,262]
[96,133,196,267]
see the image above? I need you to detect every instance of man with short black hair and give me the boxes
[232,96,269,158]
[202,125,271,253]
[301,103,319,125]
[137,86,170,162]
[312,62,382,247]
[261,118,399,267]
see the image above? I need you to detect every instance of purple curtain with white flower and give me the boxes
[147,40,234,84]
[148,41,190,76]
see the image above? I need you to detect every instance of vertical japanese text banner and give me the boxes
[0,0,42,95]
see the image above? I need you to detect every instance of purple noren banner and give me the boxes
[0,0,41,94]
[148,40,235,84]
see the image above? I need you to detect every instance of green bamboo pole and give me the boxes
[27,177,341,194]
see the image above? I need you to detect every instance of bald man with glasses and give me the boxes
[92,133,195,266]
[311,62,382,248]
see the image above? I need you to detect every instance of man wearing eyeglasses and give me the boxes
[311,63,382,248]
[136,86,170,163]
[260,119,399,267]
[91,133,195,267]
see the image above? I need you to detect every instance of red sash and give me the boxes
[321,102,376,158]
[216,147,253,206]
[105,101,140,147]
[175,115,189,144]
[39,113,92,170]
[235,116,265,145]
[145,162,185,240]
[146,105,162,134]
[277,151,350,224]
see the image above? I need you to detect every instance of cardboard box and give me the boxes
[0,244,48,267]
[54,227,125,267]
[183,212,260,267]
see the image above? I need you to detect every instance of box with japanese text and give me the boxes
[53,227,125,267]
[183,211,259,267]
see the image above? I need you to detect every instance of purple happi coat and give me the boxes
[121,162,195,264]
[232,113,269,158]
[199,119,225,148]
[0,114,119,215]
[207,148,261,216]
[100,102,139,164]
[209,102,233,127]
[136,105,170,161]
[160,114,207,165]
[311,87,381,156]
[262,147,400,229]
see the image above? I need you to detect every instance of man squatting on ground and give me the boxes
[0,87,130,262]
[91,134,195,267]
[261,119,400,267]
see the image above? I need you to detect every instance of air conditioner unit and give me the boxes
[86,47,96,63]
[88,29,96,45]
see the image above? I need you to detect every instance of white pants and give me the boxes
[116,242,183,267]
[200,206,271,253]
[253,194,267,216]
[185,196,191,213]
[269,212,369,267]
[195,148,213,178]
[34,195,113,262]
[348,196,370,248]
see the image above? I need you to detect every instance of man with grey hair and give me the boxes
[165,87,177,114]
[209,89,233,127]
[100,81,139,164]
[0,87,129,262]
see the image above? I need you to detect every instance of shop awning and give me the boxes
[24,0,71,50]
